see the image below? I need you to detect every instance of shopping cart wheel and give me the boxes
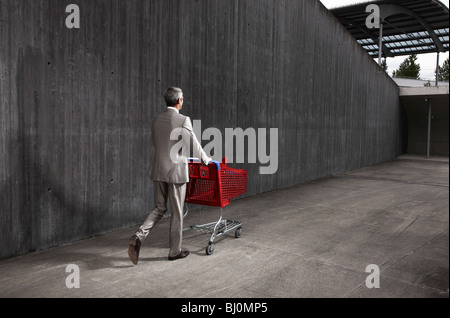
[235,227,242,238]
[206,243,214,255]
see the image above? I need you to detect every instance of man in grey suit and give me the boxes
[128,87,211,265]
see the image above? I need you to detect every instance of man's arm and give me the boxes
[183,117,211,165]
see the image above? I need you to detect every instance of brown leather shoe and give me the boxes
[168,250,190,261]
[128,235,141,265]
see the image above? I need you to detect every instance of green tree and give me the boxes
[392,54,421,79]
[437,57,449,81]
[380,58,388,73]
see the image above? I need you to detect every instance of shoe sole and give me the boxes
[128,243,138,265]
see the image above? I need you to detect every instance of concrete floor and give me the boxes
[0,155,448,298]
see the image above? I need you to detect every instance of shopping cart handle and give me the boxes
[210,160,221,170]
[189,157,220,170]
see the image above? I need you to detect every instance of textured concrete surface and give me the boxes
[0,156,447,298]
[1,0,405,259]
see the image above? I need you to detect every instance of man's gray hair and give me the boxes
[164,87,183,106]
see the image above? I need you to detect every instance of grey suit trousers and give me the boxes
[135,181,186,258]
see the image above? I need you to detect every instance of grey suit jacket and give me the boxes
[148,108,211,184]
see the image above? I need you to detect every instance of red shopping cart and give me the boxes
[184,157,247,255]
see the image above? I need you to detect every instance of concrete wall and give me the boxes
[0,0,406,259]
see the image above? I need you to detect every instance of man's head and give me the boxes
[164,87,184,110]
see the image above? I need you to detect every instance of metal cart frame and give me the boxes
[183,206,242,255]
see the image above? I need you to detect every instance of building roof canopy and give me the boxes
[330,0,449,57]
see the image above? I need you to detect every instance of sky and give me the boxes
[319,0,449,80]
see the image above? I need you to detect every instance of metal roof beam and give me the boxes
[339,17,395,57]
[379,4,446,52]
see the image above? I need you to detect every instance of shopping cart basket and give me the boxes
[184,157,247,255]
